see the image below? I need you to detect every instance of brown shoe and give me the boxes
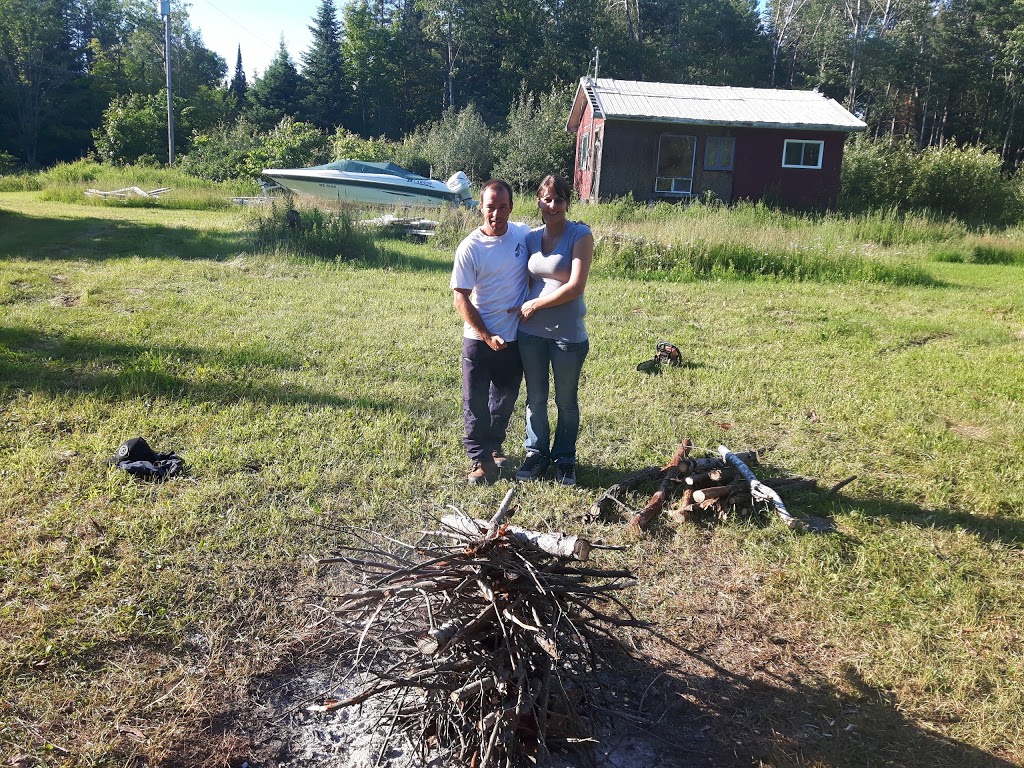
[467,459,499,486]
[491,450,509,473]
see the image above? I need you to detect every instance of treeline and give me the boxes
[4,0,1024,174]
[768,0,1024,166]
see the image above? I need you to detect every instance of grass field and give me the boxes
[1,189,1023,767]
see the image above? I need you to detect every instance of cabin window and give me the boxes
[655,134,696,195]
[578,133,590,171]
[704,137,735,171]
[782,139,823,169]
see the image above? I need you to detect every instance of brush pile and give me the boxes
[314,488,644,768]
[591,441,843,533]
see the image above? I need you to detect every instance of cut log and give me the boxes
[667,489,694,524]
[440,515,592,561]
[629,439,692,529]
[691,483,743,504]
[685,468,726,487]
[587,465,662,521]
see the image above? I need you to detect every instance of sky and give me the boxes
[186,0,321,79]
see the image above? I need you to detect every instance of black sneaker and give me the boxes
[515,452,550,481]
[554,462,576,486]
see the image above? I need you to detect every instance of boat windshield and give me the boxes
[307,160,429,180]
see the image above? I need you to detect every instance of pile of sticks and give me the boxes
[315,488,643,768]
[591,440,846,533]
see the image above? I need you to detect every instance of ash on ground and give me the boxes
[243,656,711,768]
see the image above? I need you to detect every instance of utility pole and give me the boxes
[158,0,175,166]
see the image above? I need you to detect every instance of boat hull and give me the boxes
[262,169,463,207]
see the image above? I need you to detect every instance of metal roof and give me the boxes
[567,78,866,133]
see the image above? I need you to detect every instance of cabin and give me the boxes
[566,78,866,208]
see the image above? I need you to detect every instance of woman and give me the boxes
[513,175,594,486]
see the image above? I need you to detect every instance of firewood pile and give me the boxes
[591,440,847,533]
[314,487,644,768]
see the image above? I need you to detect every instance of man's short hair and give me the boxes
[480,178,513,203]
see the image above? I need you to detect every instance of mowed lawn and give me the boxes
[1,191,1023,766]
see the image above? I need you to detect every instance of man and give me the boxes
[450,179,530,485]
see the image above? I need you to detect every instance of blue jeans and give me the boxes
[518,331,589,464]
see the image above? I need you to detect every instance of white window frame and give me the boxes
[655,134,696,196]
[704,136,735,171]
[782,139,824,169]
[578,132,590,171]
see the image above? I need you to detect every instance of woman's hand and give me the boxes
[511,299,540,321]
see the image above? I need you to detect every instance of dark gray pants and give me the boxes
[461,338,523,462]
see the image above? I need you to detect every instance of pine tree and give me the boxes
[246,37,305,130]
[228,45,247,107]
[300,0,347,130]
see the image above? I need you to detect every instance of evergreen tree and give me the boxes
[247,37,305,130]
[228,45,248,107]
[342,0,397,136]
[301,0,347,130]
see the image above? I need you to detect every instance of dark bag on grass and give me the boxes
[637,340,683,374]
[109,436,185,480]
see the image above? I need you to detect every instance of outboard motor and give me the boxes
[445,171,475,208]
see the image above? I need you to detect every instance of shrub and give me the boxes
[390,130,431,177]
[840,136,918,212]
[840,136,1022,225]
[492,85,575,192]
[41,159,104,184]
[179,117,328,182]
[244,117,329,176]
[178,120,262,182]
[94,92,168,165]
[331,128,395,162]
[413,105,495,183]
[910,142,1019,224]
[0,175,42,192]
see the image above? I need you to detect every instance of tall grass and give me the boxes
[0,158,256,205]
[593,235,935,284]
[247,198,381,262]
[579,199,970,249]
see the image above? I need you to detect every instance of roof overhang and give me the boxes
[565,77,867,135]
[597,114,866,133]
[565,78,602,133]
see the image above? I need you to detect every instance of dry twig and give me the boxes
[315,490,643,767]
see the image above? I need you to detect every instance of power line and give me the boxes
[195,0,287,66]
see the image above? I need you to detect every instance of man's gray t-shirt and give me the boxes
[519,221,591,343]
[450,222,530,341]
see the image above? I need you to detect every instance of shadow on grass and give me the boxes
[0,325,394,410]
[354,240,452,273]
[599,637,1018,768]
[0,209,248,261]
[222,612,1014,768]
[0,208,453,272]
[854,496,1024,546]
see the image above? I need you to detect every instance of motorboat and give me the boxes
[261,160,475,207]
